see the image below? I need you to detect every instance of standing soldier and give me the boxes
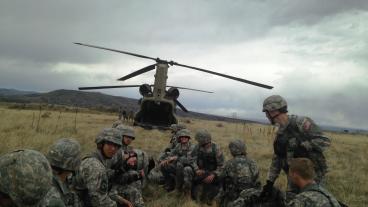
[46,138,82,207]
[191,129,225,205]
[218,139,261,207]
[260,95,331,201]
[160,129,195,195]
[0,149,59,207]
[74,128,124,207]
[287,158,341,207]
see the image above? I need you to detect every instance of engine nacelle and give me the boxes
[166,87,180,100]
[139,84,152,96]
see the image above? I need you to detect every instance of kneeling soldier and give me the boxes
[219,139,261,207]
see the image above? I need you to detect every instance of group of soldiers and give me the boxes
[0,95,344,207]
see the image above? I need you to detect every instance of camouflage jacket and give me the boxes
[40,187,66,207]
[287,183,341,207]
[268,115,331,182]
[190,142,225,176]
[220,155,261,193]
[42,175,82,207]
[167,142,195,165]
[74,150,117,207]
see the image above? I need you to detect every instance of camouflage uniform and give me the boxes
[219,139,261,207]
[74,128,122,207]
[191,129,225,204]
[44,138,83,207]
[263,95,331,199]
[110,149,146,207]
[160,129,195,193]
[287,183,341,207]
[0,149,58,207]
[268,115,330,194]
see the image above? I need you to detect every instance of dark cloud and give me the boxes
[1,0,367,129]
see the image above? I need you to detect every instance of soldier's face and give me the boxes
[289,171,302,188]
[127,156,137,167]
[102,142,119,158]
[123,136,133,145]
[180,137,189,144]
[265,110,280,125]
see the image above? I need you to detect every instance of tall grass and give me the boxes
[0,106,366,206]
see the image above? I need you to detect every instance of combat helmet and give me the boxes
[0,149,52,207]
[195,129,211,145]
[262,95,287,112]
[46,138,81,172]
[122,127,135,140]
[95,128,122,146]
[229,139,247,156]
[176,129,191,138]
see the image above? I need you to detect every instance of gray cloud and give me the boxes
[1,0,368,129]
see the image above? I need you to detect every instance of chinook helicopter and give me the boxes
[75,43,273,129]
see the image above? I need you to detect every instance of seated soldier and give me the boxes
[74,128,126,207]
[191,129,225,205]
[110,150,145,207]
[287,158,341,207]
[0,149,62,207]
[46,138,82,207]
[160,129,195,195]
[218,139,261,207]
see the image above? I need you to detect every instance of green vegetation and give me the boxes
[0,106,366,206]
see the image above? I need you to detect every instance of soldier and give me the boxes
[287,158,341,207]
[0,149,58,207]
[167,123,187,151]
[121,127,135,151]
[74,128,125,207]
[191,129,225,205]
[110,150,146,207]
[260,95,331,201]
[45,138,82,207]
[218,139,261,207]
[160,129,195,194]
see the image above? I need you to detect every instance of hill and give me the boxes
[0,88,258,123]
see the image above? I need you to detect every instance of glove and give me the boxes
[260,180,274,198]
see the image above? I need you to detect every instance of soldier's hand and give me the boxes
[196,169,205,176]
[160,160,169,167]
[140,169,145,178]
[203,173,215,184]
[301,141,313,151]
[260,180,274,198]
[169,156,177,162]
[117,196,134,207]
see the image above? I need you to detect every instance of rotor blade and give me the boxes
[173,63,273,89]
[78,85,141,90]
[74,43,157,61]
[175,100,189,112]
[118,64,156,81]
[166,85,214,93]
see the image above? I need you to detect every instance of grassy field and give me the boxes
[0,106,367,206]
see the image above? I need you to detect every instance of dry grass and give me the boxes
[0,107,367,206]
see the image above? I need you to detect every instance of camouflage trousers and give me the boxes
[192,178,221,205]
[161,162,194,192]
[111,181,144,207]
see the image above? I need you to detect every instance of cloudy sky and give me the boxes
[1,0,367,129]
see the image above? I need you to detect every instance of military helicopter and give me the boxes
[75,43,273,129]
